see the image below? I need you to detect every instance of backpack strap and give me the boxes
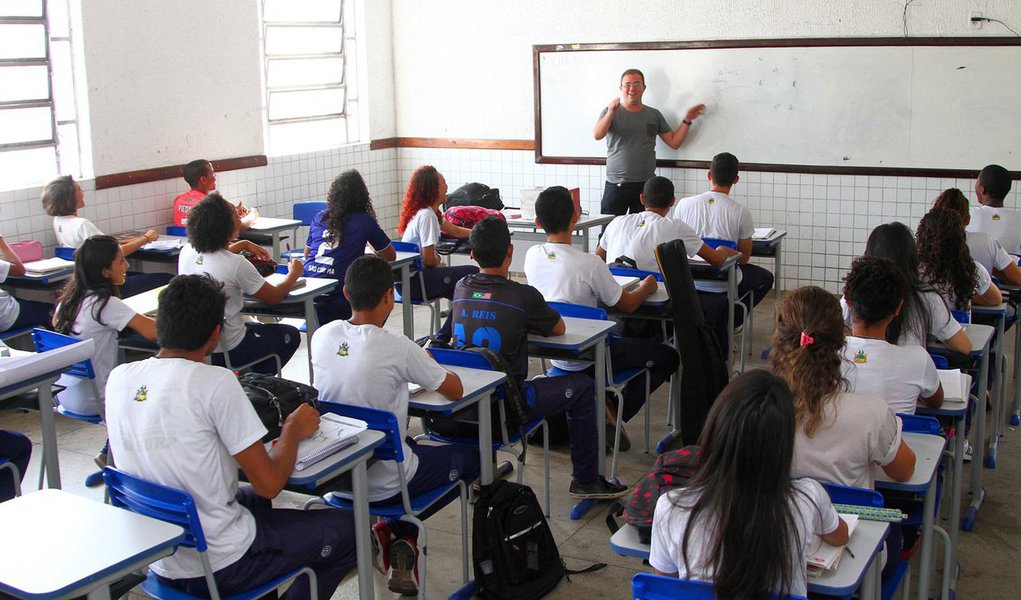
[465,346,530,465]
[604,501,624,534]
[563,561,608,578]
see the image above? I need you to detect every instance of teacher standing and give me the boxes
[593,68,706,216]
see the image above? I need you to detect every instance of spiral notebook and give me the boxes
[286,413,368,471]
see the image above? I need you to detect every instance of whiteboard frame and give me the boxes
[532,37,1021,178]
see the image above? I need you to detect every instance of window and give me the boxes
[0,0,84,191]
[261,0,359,155]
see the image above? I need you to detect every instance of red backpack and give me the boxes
[443,205,505,229]
[608,445,700,544]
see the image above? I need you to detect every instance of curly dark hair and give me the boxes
[770,286,848,437]
[916,207,978,311]
[186,192,235,253]
[932,188,969,225]
[322,170,375,246]
[842,255,906,326]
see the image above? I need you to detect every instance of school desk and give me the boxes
[503,211,614,253]
[970,302,1007,469]
[247,216,301,261]
[365,249,419,340]
[689,252,741,374]
[751,228,787,303]
[998,283,1021,426]
[0,489,185,600]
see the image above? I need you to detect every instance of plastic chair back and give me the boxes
[293,201,327,226]
[896,413,941,435]
[609,266,663,282]
[702,237,738,251]
[31,329,96,379]
[546,301,607,321]
[317,401,404,462]
[390,240,426,272]
[821,482,884,507]
[928,353,949,369]
[104,466,209,552]
[166,225,186,237]
[428,347,491,371]
[950,309,970,324]
[54,247,75,261]
[632,573,807,600]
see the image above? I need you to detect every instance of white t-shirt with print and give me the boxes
[649,478,839,598]
[0,260,20,331]
[842,336,941,415]
[966,231,1013,274]
[105,357,266,580]
[311,320,447,501]
[673,191,755,244]
[793,392,902,489]
[599,211,704,273]
[55,295,137,414]
[968,204,1021,255]
[401,208,441,249]
[178,244,267,351]
[523,242,624,371]
[53,215,103,248]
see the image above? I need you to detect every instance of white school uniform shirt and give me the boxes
[966,231,1013,275]
[178,244,267,352]
[105,357,267,580]
[673,191,755,244]
[53,215,103,248]
[793,391,902,489]
[968,204,1021,255]
[842,336,941,415]
[0,260,20,331]
[54,295,137,414]
[842,292,963,349]
[523,242,624,371]
[401,207,441,249]
[649,478,839,598]
[599,211,704,273]
[311,320,447,502]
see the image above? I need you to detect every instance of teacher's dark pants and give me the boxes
[601,181,645,216]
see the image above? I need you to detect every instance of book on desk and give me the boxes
[266,413,367,471]
[937,369,968,402]
[23,257,74,276]
[752,227,777,239]
[807,514,859,576]
[264,272,307,290]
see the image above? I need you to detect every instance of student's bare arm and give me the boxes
[375,243,397,262]
[435,371,463,400]
[943,329,972,355]
[696,243,739,268]
[653,569,679,578]
[252,259,302,304]
[551,317,566,336]
[593,98,620,140]
[995,262,1021,286]
[421,244,441,268]
[881,439,916,482]
[440,219,472,240]
[0,236,26,276]
[126,314,157,341]
[821,516,851,546]
[736,238,753,264]
[973,283,1002,307]
[920,382,944,409]
[613,275,657,313]
[595,246,608,262]
[235,403,319,498]
[120,230,159,257]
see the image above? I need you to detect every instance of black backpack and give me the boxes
[473,480,603,599]
[446,182,505,210]
[238,373,319,442]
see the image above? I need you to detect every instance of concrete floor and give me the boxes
[2,293,1018,599]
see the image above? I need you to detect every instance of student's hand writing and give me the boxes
[639,275,658,292]
[685,104,707,122]
[283,403,320,440]
[608,97,621,112]
[287,258,303,276]
[244,241,271,260]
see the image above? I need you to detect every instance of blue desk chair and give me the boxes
[545,301,651,479]
[54,246,75,261]
[31,328,105,487]
[282,201,327,261]
[391,240,444,335]
[632,573,808,600]
[423,348,551,516]
[702,237,755,371]
[104,466,317,600]
[608,266,671,341]
[0,326,35,343]
[0,458,21,499]
[166,226,186,237]
[303,401,468,599]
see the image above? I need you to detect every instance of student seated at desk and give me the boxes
[311,255,478,596]
[968,164,1020,255]
[40,175,170,297]
[0,234,53,334]
[673,152,774,307]
[451,217,628,500]
[596,176,739,353]
[649,370,848,599]
[772,286,915,577]
[917,207,1002,310]
[0,430,30,502]
[105,274,357,599]
[933,188,1021,286]
[841,256,943,414]
[178,193,301,374]
[173,159,259,235]
[397,165,479,301]
[523,186,678,449]
[52,236,157,469]
[304,170,396,325]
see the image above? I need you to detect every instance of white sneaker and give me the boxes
[962,440,973,462]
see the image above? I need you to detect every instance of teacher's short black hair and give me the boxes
[156,274,226,351]
[535,186,574,234]
[643,176,674,209]
[711,152,740,187]
[470,217,511,268]
[344,255,394,311]
[186,192,234,253]
[979,164,1012,200]
[620,68,645,84]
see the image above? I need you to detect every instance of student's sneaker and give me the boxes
[387,535,420,596]
[962,439,974,462]
[568,476,629,500]
[370,520,393,575]
[94,450,108,470]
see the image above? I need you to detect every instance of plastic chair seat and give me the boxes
[426,417,546,449]
[321,481,462,517]
[141,566,310,600]
[55,405,103,424]
[545,365,645,388]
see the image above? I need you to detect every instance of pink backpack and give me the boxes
[443,206,505,229]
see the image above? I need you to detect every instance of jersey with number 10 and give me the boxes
[451,273,560,381]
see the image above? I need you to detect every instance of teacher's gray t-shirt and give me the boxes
[599,105,671,184]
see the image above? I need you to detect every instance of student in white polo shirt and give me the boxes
[524,186,679,448]
[674,152,774,308]
[841,256,943,415]
[968,164,1020,255]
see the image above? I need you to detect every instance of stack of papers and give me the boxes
[937,369,969,402]
[612,275,640,292]
[807,514,858,575]
[141,238,184,252]
[752,227,777,239]
[23,257,73,275]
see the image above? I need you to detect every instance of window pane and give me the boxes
[264,0,341,23]
[0,107,52,144]
[56,122,79,175]
[0,0,43,18]
[0,65,49,102]
[50,40,76,120]
[0,24,46,59]
[268,118,345,155]
[265,25,343,56]
[47,0,70,38]
[0,147,56,192]
[268,87,345,121]
[266,57,343,88]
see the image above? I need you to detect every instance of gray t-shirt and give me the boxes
[599,105,671,184]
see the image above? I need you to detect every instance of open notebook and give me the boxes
[612,275,640,292]
[264,272,307,290]
[752,227,777,239]
[23,257,73,275]
[266,413,368,471]
[937,369,969,402]
[807,514,859,575]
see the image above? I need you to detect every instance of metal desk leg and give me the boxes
[302,297,318,384]
[400,264,414,340]
[860,548,880,600]
[774,241,782,303]
[916,461,938,600]
[571,339,607,521]
[656,364,683,455]
[37,379,61,489]
[1013,322,1021,426]
[478,394,494,485]
[351,460,375,600]
[948,412,964,581]
[963,344,990,531]
[986,314,1005,469]
[270,233,282,263]
[726,264,736,376]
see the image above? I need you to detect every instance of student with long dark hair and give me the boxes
[304,170,396,325]
[916,207,1001,311]
[933,188,1021,285]
[649,370,848,598]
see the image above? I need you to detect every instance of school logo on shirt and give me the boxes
[58,225,63,232]
[133,386,148,402]
[543,246,557,261]
[853,350,867,364]
[637,218,647,228]
[707,198,715,205]
[195,255,204,265]
[993,213,1002,221]
[471,292,492,300]
[337,342,349,357]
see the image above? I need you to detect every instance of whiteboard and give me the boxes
[535,41,1021,174]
